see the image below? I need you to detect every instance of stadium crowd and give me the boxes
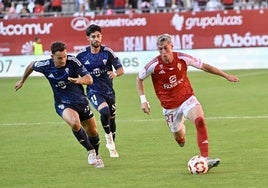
[0,0,267,19]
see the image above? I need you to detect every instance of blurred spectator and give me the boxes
[221,0,233,9]
[27,0,35,12]
[197,0,207,10]
[103,0,114,9]
[33,36,44,55]
[154,0,166,12]
[33,37,44,55]
[2,1,18,19]
[192,0,201,11]
[141,0,151,13]
[20,2,31,17]
[129,0,138,8]
[114,0,127,13]
[183,0,193,11]
[89,0,104,14]
[206,0,223,10]
[79,0,89,13]
[50,0,62,12]
[0,0,4,18]
[33,0,45,16]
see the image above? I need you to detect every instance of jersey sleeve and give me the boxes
[138,58,158,80]
[177,52,204,69]
[68,55,89,77]
[105,47,123,70]
[32,59,50,73]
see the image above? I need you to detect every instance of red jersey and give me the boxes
[139,52,203,109]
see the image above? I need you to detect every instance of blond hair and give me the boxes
[157,34,172,46]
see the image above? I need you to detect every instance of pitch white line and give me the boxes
[0,115,267,126]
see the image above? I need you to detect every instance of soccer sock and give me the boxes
[72,127,94,151]
[195,117,209,157]
[100,106,111,134]
[110,117,116,141]
[88,134,100,155]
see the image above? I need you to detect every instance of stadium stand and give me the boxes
[0,0,267,19]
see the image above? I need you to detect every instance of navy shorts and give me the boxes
[88,93,116,116]
[55,101,94,121]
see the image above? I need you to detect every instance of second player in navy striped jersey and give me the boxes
[76,24,124,158]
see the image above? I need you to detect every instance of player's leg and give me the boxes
[62,108,95,152]
[188,106,220,170]
[109,102,116,141]
[89,94,112,135]
[90,94,119,157]
[185,97,220,170]
[61,107,100,166]
[163,107,186,147]
[186,103,209,157]
[82,116,100,155]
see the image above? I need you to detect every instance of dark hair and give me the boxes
[34,37,40,42]
[50,41,66,54]
[86,24,101,36]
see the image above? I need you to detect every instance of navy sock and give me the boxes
[88,134,100,155]
[100,106,111,134]
[110,118,116,141]
[72,127,94,151]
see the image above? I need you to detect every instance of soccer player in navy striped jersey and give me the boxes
[15,41,104,168]
[76,24,124,158]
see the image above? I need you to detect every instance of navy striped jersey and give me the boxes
[76,45,123,97]
[32,55,89,104]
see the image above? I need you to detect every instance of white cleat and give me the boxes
[87,149,97,165]
[95,155,104,168]
[105,133,119,158]
[108,149,119,158]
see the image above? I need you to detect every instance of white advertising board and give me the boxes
[0,47,267,77]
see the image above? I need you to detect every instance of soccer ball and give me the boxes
[187,155,208,175]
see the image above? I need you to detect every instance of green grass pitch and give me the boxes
[0,69,267,188]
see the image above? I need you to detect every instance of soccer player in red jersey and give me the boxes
[136,34,239,171]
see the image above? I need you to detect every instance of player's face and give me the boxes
[51,50,67,68]
[87,31,102,48]
[157,41,173,63]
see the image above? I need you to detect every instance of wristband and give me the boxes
[140,95,147,103]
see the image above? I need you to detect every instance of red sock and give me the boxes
[195,117,209,157]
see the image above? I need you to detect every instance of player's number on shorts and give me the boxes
[165,114,174,123]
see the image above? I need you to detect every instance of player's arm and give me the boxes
[201,63,239,82]
[136,75,150,115]
[14,62,34,91]
[68,73,93,85]
[107,67,124,79]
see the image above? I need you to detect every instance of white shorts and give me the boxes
[162,95,200,133]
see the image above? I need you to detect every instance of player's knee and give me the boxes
[99,106,110,118]
[195,117,205,127]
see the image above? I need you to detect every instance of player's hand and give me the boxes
[107,71,117,79]
[68,77,79,84]
[141,102,150,115]
[226,75,239,82]
[14,80,23,91]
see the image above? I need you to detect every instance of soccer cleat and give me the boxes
[108,148,119,158]
[94,155,104,168]
[87,149,97,165]
[105,133,119,157]
[206,157,221,170]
